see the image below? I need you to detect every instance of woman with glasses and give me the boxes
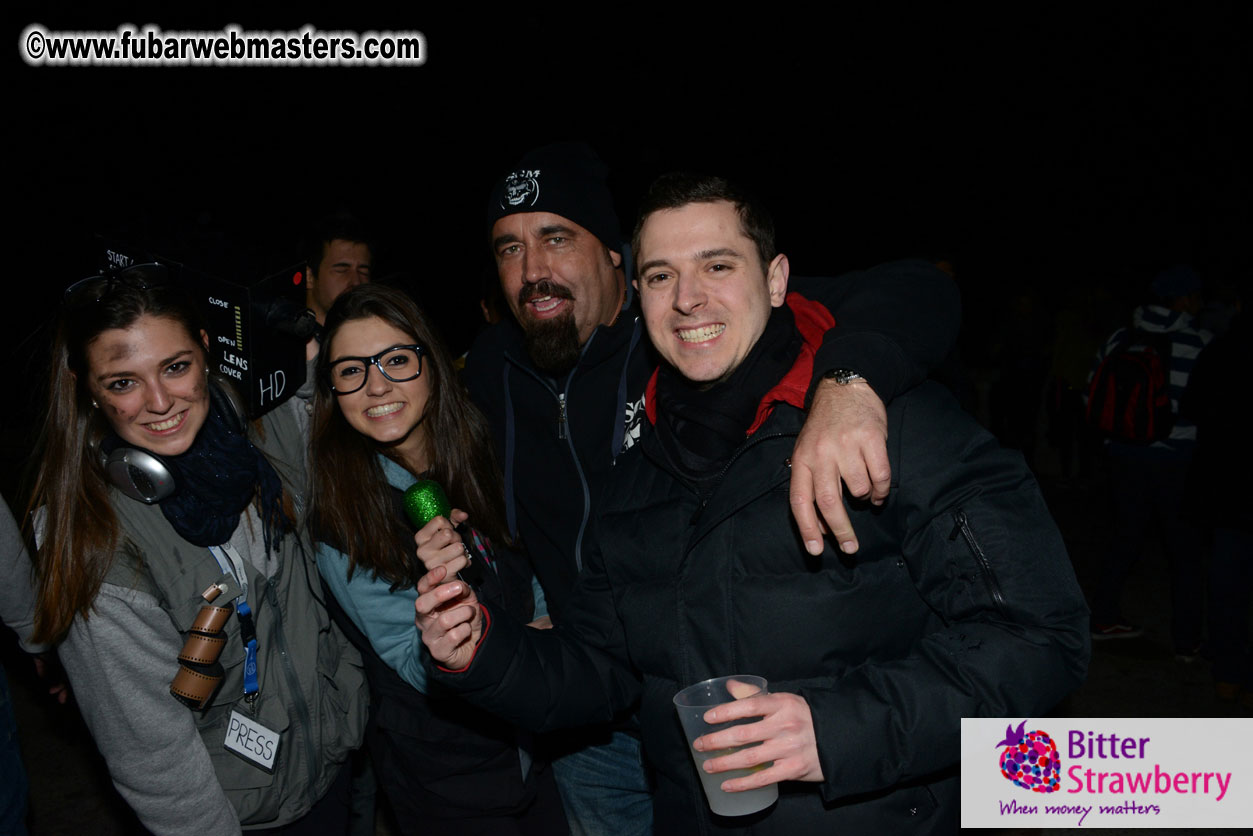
[27,267,367,835]
[308,283,566,835]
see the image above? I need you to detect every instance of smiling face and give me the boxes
[84,314,212,457]
[491,211,624,371]
[635,200,789,386]
[328,316,432,471]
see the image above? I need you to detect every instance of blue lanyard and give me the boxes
[209,544,260,703]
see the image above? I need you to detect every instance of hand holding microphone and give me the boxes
[404,479,486,590]
[406,480,487,668]
[414,556,484,670]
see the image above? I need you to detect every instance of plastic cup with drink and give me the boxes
[673,674,778,817]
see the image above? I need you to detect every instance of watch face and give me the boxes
[826,369,864,385]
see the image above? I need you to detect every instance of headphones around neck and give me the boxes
[102,375,249,504]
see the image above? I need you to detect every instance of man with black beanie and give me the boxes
[427,172,1088,834]
[462,144,961,834]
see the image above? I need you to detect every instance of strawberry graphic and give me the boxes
[996,720,1061,793]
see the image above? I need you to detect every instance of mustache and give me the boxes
[518,280,574,306]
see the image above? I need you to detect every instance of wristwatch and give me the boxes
[823,368,867,385]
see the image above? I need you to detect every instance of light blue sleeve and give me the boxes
[530,572,549,621]
[314,543,429,693]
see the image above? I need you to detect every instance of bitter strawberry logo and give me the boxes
[996,720,1061,793]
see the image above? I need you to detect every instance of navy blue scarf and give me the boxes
[107,401,290,549]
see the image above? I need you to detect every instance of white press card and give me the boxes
[223,709,281,773]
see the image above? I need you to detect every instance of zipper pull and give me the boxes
[557,393,568,440]
[948,510,966,541]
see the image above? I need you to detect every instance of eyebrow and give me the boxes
[95,349,195,382]
[537,224,579,238]
[637,248,746,274]
[492,223,580,252]
[696,247,745,260]
[328,344,414,364]
[330,260,369,269]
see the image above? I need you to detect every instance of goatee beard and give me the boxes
[524,312,581,375]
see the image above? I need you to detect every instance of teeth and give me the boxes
[145,414,183,432]
[532,296,561,312]
[678,324,725,343]
[366,403,403,417]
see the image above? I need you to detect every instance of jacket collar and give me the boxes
[643,292,835,432]
[378,454,418,491]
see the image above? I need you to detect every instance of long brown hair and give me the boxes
[27,270,209,642]
[308,284,509,586]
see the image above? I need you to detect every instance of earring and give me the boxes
[91,399,99,409]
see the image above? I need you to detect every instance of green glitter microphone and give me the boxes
[403,479,486,589]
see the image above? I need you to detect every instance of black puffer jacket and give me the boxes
[462,261,962,623]
[439,306,1089,834]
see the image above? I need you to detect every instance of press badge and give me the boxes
[224,709,280,773]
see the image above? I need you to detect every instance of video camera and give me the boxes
[96,238,316,418]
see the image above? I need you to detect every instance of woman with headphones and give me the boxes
[27,265,367,835]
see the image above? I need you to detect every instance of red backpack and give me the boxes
[1085,329,1175,443]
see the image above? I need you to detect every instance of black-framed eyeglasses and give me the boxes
[63,262,170,308]
[327,344,425,394]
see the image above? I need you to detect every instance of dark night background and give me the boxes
[4,7,1252,833]
[9,10,1248,469]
